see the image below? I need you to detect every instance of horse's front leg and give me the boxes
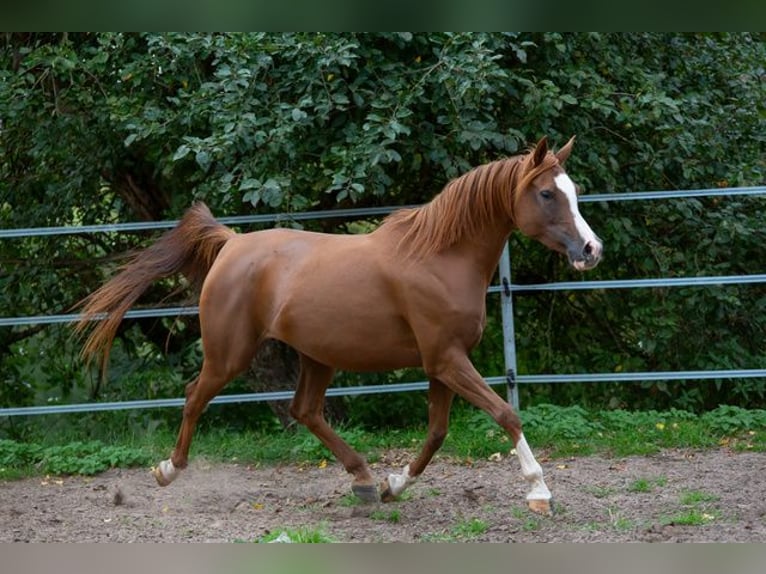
[290,354,379,503]
[380,379,454,502]
[426,349,553,515]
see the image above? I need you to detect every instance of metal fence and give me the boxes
[2,185,765,416]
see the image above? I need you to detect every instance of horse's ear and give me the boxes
[532,136,548,167]
[555,136,576,166]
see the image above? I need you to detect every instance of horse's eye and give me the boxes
[540,190,553,200]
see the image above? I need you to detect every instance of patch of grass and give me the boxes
[337,493,362,507]
[661,509,718,526]
[679,490,720,506]
[584,485,617,498]
[370,509,401,523]
[511,506,548,531]
[398,490,414,502]
[628,478,652,493]
[256,525,336,543]
[452,517,489,538]
[627,476,667,493]
[422,517,489,542]
[606,506,635,531]
[660,488,721,527]
[521,517,543,532]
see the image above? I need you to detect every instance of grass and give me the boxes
[661,509,718,526]
[256,524,335,543]
[1,404,765,479]
[660,488,721,527]
[423,517,489,541]
[606,506,635,531]
[679,489,720,505]
[511,506,544,531]
[627,476,667,493]
[370,509,401,523]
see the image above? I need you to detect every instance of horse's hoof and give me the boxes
[379,480,397,503]
[352,483,381,504]
[151,465,172,487]
[527,498,554,516]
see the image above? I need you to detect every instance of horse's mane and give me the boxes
[381,150,560,257]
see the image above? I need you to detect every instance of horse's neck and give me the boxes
[454,222,513,286]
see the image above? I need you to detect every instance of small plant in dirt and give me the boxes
[660,489,721,526]
[452,517,489,539]
[422,517,490,542]
[679,490,720,506]
[370,509,401,523]
[585,485,617,498]
[337,493,362,507]
[256,525,336,543]
[661,509,718,526]
[628,479,652,493]
[628,476,667,493]
[606,506,634,531]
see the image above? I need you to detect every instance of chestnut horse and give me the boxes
[76,136,602,514]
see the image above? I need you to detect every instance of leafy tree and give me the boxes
[1,33,763,420]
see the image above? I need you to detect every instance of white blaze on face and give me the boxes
[553,173,602,268]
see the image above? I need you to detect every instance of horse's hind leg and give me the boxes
[289,353,379,503]
[152,329,261,486]
[380,379,454,502]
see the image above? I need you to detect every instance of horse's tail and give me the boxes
[74,202,235,372]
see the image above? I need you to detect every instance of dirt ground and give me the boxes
[1,447,764,542]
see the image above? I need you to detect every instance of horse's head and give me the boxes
[513,136,603,271]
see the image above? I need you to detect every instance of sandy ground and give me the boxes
[1,447,764,542]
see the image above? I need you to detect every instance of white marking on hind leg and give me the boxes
[386,464,414,497]
[515,434,551,501]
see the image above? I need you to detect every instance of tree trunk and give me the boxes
[246,339,347,428]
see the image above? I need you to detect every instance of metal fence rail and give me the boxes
[1,185,764,416]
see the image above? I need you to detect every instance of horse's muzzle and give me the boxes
[569,239,603,271]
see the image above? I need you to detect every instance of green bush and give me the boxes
[0,439,150,475]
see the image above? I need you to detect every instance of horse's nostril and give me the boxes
[583,242,593,257]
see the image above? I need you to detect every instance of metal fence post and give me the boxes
[498,241,520,410]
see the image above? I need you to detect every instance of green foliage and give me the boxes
[662,488,721,526]
[0,438,149,476]
[256,525,335,543]
[521,403,603,440]
[661,509,717,526]
[424,517,490,541]
[370,509,402,523]
[700,405,766,435]
[1,33,764,421]
[290,426,372,461]
[627,477,667,493]
[679,490,719,506]
[2,404,764,479]
[451,517,489,538]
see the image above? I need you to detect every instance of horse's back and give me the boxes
[197,227,421,370]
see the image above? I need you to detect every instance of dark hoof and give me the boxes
[352,483,381,504]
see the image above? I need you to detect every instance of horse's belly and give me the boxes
[318,333,422,372]
[271,300,421,372]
